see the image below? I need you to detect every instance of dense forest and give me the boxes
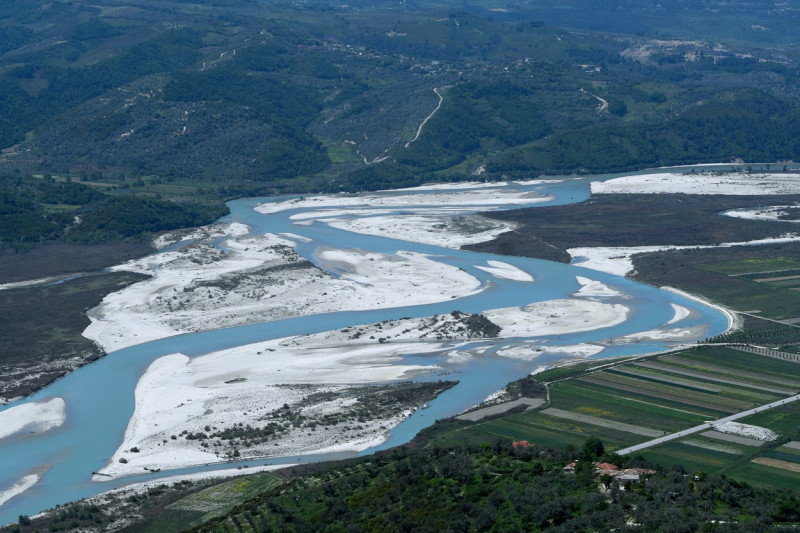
[0,176,227,250]
[0,0,799,252]
[488,90,800,174]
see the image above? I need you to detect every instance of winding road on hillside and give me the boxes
[405,87,445,148]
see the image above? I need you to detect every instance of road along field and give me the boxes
[430,345,800,489]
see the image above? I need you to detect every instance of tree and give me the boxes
[608,97,627,116]
[581,436,604,461]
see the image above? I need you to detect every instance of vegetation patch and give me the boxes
[167,473,284,525]
[665,348,800,388]
[724,461,800,491]
[0,271,148,400]
[753,457,800,473]
[184,441,800,532]
[470,193,800,257]
[540,408,663,437]
[635,243,800,322]
[174,381,457,462]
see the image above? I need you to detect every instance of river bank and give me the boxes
[0,173,733,523]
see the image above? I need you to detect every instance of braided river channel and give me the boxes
[0,169,733,523]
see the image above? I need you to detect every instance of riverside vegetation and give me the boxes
[3,0,800,530]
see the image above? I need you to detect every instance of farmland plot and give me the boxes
[432,347,800,490]
[668,347,800,385]
[641,397,800,489]
[631,361,798,395]
[576,373,750,413]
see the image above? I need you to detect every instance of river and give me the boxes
[0,167,735,524]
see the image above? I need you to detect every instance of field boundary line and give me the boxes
[617,392,800,455]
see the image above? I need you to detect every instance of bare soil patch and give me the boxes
[752,457,800,473]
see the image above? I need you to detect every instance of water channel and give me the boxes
[0,167,736,524]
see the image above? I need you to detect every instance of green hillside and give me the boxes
[1,0,799,257]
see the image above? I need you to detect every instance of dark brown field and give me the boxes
[466,194,800,257]
[0,241,153,283]
[0,271,148,400]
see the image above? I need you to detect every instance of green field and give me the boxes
[167,472,285,527]
[639,441,743,473]
[635,244,800,322]
[737,401,800,435]
[725,462,800,491]
[638,398,800,487]
[775,444,800,457]
[430,347,800,489]
[702,257,800,277]
[325,143,360,164]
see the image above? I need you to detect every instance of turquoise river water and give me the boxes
[0,167,738,524]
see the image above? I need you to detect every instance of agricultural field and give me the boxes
[432,346,800,489]
[701,257,800,277]
[634,242,800,324]
[163,473,285,527]
[703,257,800,302]
[646,401,800,490]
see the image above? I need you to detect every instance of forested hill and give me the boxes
[1,0,799,257]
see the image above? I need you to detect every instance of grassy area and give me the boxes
[325,143,360,164]
[737,401,800,435]
[639,441,742,473]
[549,380,710,430]
[701,257,800,276]
[677,346,800,385]
[775,445,800,457]
[577,372,754,413]
[725,462,800,491]
[41,203,82,213]
[530,358,634,382]
[166,472,285,527]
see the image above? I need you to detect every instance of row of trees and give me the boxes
[706,326,800,347]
